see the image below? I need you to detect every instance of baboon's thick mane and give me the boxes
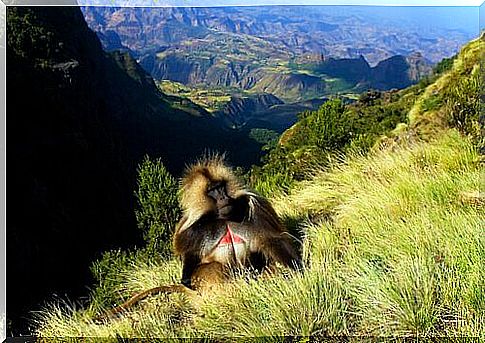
[178,155,245,230]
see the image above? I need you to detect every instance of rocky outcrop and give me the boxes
[249,71,326,102]
[371,55,411,89]
[371,53,432,89]
[140,53,258,89]
[406,52,433,82]
[141,52,326,102]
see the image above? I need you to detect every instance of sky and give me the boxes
[78,0,483,6]
[4,0,484,6]
[84,1,481,5]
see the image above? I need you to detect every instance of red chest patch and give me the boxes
[218,224,245,245]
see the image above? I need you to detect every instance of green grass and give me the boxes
[409,34,482,143]
[34,131,483,339]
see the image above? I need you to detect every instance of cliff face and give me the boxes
[140,53,213,84]
[249,71,326,102]
[141,53,327,102]
[370,52,432,89]
[7,6,261,334]
[371,55,411,89]
[405,52,433,82]
[140,48,428,100]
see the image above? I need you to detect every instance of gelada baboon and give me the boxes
[174,154,302,289]
[96,155,301,320]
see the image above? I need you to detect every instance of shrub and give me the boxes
[251,94,409,195]
[433,55,456,75]
[135,155,181,257]
[89,156,181,308]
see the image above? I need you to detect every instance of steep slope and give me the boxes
[158,80,327,132]
[137,35,430,99]
[7,6,261,335]
[34,32,482,341]
[249,71,326,102]
[252,29,480,196]
[371,53,431,89]
[315,55,372,83]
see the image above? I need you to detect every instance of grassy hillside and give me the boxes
[36,131,483,339]
[34,35,483,339]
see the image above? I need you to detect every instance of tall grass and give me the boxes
[35,131,483,339]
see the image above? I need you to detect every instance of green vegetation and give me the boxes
[322,76,356,95]
[134,156,181,257]
[152,31,379,103]
[409,33,482,147]
[444,68,480,142]
[87,156,181,311]
[248,71,327,102]
[35,130,483,339]
[433,55,456,75]
[34,35,483,340]
[251,34,482,197]
[249,128,279,150]
[158,80,233,113]
[7,8,56,62]
[250,90,410,196]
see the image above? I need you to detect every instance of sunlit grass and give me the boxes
[35,130,483,339]
[34,35,484,340]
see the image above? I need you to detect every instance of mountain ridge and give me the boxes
[81,6,472,65]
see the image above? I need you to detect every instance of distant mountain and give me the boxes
[139,46,327,102]
[7,6,261,335]
[81,6,473,65]
[81,6,439,103]
[372,53,431,89]
[146,48,430,101]
[315,55,372,83]
[314,52,432,90]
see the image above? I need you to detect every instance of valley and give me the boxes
[81,6,472,132]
